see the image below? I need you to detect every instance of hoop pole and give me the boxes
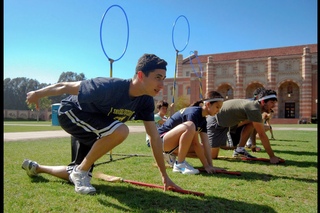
[109,59,114,77]
[172,50,178,103]
[189,51,203,99]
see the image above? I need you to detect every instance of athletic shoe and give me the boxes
[163,153,176,167]
[69,167,96,195]
[21,159,39,177]
[233,149,257,158]
[173,161,199,175]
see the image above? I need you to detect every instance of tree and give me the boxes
[27,96,52,121]
[58,71,86,82]
[172,95,190,112]
[3,72,86,110]
[50,71,86,104]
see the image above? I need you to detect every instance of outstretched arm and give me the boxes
[143,121,182,191]
[253,121,280,164]
[26,81,81,110]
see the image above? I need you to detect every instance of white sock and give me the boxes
[246,138,252,146]
[236,147,244,152]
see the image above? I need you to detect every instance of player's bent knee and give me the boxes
[115,124,130,139]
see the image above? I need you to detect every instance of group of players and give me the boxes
[22,53,282,195]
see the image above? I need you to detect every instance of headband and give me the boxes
[259,94,277,101]
[203,98,224,103]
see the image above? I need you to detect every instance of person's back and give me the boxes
[214,99,263,127]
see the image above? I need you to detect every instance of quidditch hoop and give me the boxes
[100,4,129,62]
[171,15,190,52]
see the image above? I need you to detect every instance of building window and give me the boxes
[187,87,191,95]
[285,103,295,118]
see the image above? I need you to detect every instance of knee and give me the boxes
[115,124,130,141]
[184,121,196,133]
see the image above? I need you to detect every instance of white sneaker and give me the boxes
[163,153,176,167]
[21,159,39,177]
[173,161,199,175]
[69,167,96,195]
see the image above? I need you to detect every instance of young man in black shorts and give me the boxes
[22,53,182,195]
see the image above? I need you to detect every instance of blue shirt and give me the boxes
[61,77,154,122]
[157,106,207,135]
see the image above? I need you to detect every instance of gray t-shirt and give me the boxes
[210,99,263,127]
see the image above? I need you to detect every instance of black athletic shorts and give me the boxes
[58,104,123,175]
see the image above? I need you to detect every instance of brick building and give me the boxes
[154,44,318,124]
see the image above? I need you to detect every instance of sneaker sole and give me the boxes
[172,169,199,175]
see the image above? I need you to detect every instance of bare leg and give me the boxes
[36,165,69,181]
[77,124,129,171]
[211,147,220,159]
[269,126,275,139]
[163,121,196,163]
[237,123,254,147]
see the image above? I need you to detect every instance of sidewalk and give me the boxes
[3,126,316,142]
[4,126,146,142]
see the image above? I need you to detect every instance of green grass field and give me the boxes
[4,122,318,212]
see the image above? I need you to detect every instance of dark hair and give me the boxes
[190,100,203,107]
[135,54,167,76]
[204,91,224,103]
[156,100,169,110]
[253,87,266,100]
[258,89,278,102]
[190,91,223,106]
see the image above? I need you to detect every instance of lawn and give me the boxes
[3,123,318,212]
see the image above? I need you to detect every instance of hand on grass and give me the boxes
[163,176,182,191]
[270,156,281,164]
[204,165,226,174]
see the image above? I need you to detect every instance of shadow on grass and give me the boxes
[215,157,317,169]
[30,176,50,183]
[275,150,318,157]
[95,183,277,213]
[198,169,317,184]
[272,139,310,142]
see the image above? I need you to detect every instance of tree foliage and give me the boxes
[175,95,190,111]
[3,77,45,110]
[4,72,86,110]
[50,71,86,104]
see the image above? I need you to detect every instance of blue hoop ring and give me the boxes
[100,4,129,62]
[172,15,190,52]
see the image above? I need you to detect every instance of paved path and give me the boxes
[4,126,146,142]
[3,126,316,142]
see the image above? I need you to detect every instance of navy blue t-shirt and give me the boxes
[157,106,207,135]
[60,77,154,122]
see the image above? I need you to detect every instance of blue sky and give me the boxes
[4,0,317,84]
